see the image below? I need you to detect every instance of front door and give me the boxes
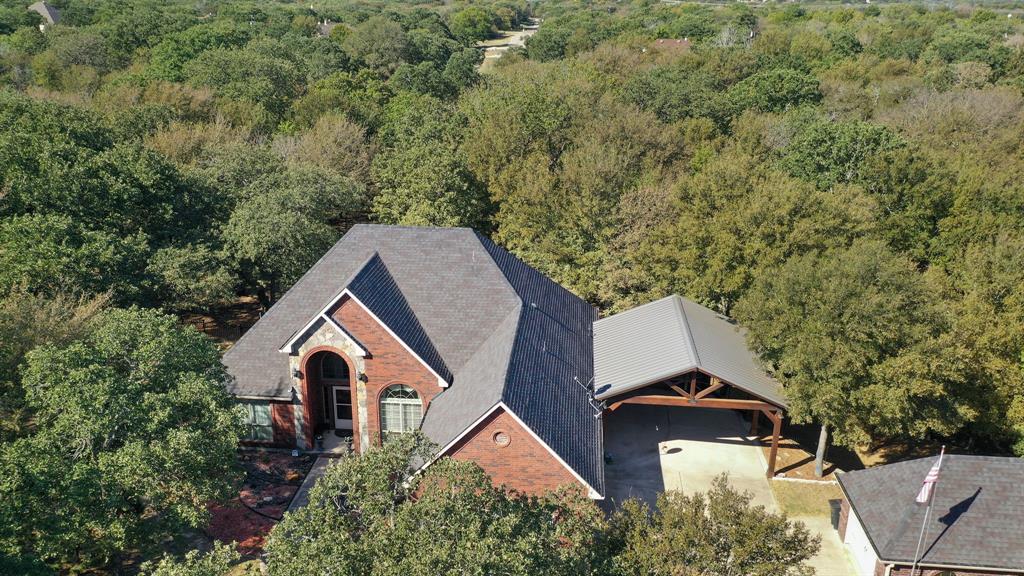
[333,386,352,430]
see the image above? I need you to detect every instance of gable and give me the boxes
[441,404,599,498]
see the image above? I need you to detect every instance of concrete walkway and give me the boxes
[797,514,860,576]
[604,404,778,511]
[287,456,332,513]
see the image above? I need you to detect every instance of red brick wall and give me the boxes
[332,296,441,453]
[444,407,582,496]
[272,401,296,446]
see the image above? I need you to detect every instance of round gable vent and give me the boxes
[492,430,511,447]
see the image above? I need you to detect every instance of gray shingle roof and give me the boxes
[28,1,59,24]
[346,254,451,383]
[223,225,603,495]
[592,295,786,408]
[480,236,602,494]
[839,455,1024,570]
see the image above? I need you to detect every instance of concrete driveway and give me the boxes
[603,404,777,511]
[603,404,857,574]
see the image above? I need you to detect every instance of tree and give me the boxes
[146,244,237,312]
[781,117,904,189]
[222,166,366,308]
[0,308,242,569]
[341,16,409,73]
[371,93,488,228]
[0,214,147,302]
[265,433,606,576]
[450,7,495,46]
[147,22,252,82]
[271,114,373,185]
[141,542,242,576]
[628,148,875,315]
[0,289,107,443]
[608,475,819,576]
[734,239,941,475]
[727,68,821,114]
[184,43,303,127]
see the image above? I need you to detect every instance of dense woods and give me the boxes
[0,0,1023,572]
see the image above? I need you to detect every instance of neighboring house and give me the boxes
[27,1,59,31]
[224,225,604,498]
[316,19,338,37]
[837,455,1024,576]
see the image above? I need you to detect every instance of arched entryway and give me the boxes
[302,350,355,442]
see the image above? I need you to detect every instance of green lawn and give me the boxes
[770,480,843,518]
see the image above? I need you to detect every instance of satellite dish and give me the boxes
[595,384,612,396]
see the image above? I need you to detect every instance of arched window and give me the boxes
[380,385,421,438]
[321,353,349,382]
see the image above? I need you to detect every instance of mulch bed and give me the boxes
[207,450,315,555]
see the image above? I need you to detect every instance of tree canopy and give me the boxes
[0,308,242,569]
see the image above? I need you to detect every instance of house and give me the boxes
[224,225,604,498]
[27,1,59,31]
[837,455,1024,576]
[224,225,790,499]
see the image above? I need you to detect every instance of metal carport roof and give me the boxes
[593,295,787,409]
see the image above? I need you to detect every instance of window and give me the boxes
[241,401,274,442]
[380,385,421,439]
[321,353,349,382]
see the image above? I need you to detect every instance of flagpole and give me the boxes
[910,446,945,576]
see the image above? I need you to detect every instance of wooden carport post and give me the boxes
[762,408,782,478]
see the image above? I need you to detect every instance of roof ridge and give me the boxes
[594,294,676,323]
[674,296,701,367]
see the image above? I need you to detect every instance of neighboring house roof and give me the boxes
[838,455,1024,571]
[223,225,603,495]
[28,1,59,24]
[592,295,786,408]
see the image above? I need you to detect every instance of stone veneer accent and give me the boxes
[289,318,367,449]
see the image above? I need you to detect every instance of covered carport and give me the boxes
[595,295,788,503]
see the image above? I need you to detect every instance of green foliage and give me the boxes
[0,289,107,442]
[734,239,941,446]
[727,68,821,114]
[371,93,488,227]
[781,117,904,189]
[632,149,875,314]
[141,542,241,576]
[184,42,303,128]
[147,245,236,312]
[0,308,242,569]
[0,213,147,301]
[624,66,723,124]
[266,433,607,576]
[222,165,366,306]
[147,22,252,82]
[450,6,495,45]
[342,15,409,73]
[608,475,819,576]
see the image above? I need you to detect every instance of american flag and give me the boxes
[915,447,945,504]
